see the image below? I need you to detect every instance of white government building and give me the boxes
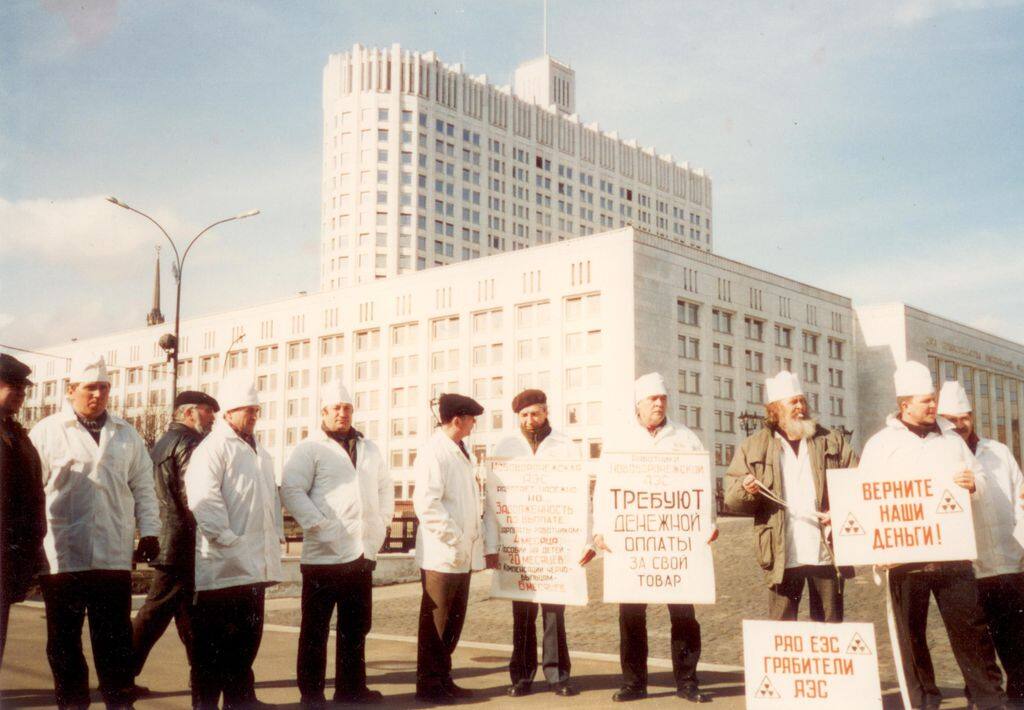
[14,45,1024,503]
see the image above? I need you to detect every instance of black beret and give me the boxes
[439,393,483,422]
[511,388,546,413]
[174,390,220,412]
[0,353,32,386]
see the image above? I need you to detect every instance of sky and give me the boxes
[2,0,1023,350]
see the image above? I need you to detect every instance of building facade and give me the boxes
[18,228,857,500]
[319,44,713,290]
[855,302,1024,461]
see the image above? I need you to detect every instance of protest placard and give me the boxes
[826,468,976,566]
[742,619,883,708]
[596,451,715,604]
[485,458,590,605]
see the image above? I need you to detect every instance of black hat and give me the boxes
[174,390,220,412]
[438,393,484,422]
[511,388,546,413]
[0,353,32,386]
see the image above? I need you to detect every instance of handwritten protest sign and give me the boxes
[596,451,715,604]
[826,468,976,565]
[743,620,882,708]
[485,458,589,605]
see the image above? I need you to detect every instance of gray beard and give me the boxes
[780,417,817,441]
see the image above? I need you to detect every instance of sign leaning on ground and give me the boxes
[596,450,715,604]
[826,467,976,566]
[485,458,590,605]
[742,619,883,708]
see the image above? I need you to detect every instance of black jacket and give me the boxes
[150,421,204,571]
[0,416,47,602]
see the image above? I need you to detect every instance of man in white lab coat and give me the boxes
[483,389,590,698]
[594,372,715,704]
[859,361,1004,710]
[937,380,1024,705]
[186,375,283,710]
[412,393,484,705]
[29,353,161,710]
[281,380,393,707]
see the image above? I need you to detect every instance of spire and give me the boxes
[147,246,165,326]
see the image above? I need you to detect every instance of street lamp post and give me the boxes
[106,197,259,410]
[738,410,762,436]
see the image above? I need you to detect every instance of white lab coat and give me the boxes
[29,407,160,574]
[969,437,1024,579]
[186,418,284,591]
[483,428,589,556]
[280,429,394,565]
[412,429,482,573]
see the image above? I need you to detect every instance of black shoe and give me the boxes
[676,686,711,703]
[414,687,456,705]
[613,687,648,702]
[300,696,329,709]
[552,682,579,697]
[132,684,151,698]
[335,688,384,704]
[442,680,473,699]
[507,681,533,697]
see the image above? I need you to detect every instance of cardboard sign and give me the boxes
[743,620,883,708]
[485,458,590,605]
[596,451,715,604]
[827,468,976,565]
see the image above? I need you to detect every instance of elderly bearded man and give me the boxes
[29,353,161,710]
[725,371,857,622]
[594,373,716,704]
[860,361,1005,710]
[412,393,485,705]
[281,380,393,707]
[186,375,283,710]
[938,380,1024,707]
[131,391,218,686]
[483,389,591,699]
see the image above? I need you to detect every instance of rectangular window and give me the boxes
[774,325,792,349]
[744,317,764,342]
[803,331,819,355]
[677,299,700,326]
[712,308,733,334]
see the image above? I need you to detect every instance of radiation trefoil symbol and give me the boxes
[839,512,865,535]
[755,675,782,699]
[846,632,872,655]
[936,489,964,514]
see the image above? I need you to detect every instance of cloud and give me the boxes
[892,0,1023,25]
[0,195,191,267]
[39,0,120,49]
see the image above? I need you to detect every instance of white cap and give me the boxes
[634,372,668,402]
[218,374,259,412]
[937,380,972,415]
[765,371,803,404]
[68,352,110,384]
[894,360,934,397]
[320,379,353,407]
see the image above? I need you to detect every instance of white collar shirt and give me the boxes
[776,432,828,567]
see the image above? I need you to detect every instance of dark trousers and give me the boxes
[509,601,570,686]
[978,572,1024,702]
[131,566,194,677]
[40,570,134,708]
[416,570,471,691]
[889,565,1004,709]
[191,584,266,710]
[297,559,373,700]
[0,598,11,671]
[619,603,701,691]
[768,565,844,622]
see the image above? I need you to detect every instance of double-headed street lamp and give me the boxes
[106,197,260,408]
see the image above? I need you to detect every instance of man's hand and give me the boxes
[741,474,759,495]
[815,511,831,526]
[484,553,499,570]
[706,526,719,544]
[592,534,611,553]
[953,468,976,493]
[579,549,596,566]
[135,536,160,563]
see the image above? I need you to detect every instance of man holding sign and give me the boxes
[594,372,715,704]
[938,380,1024,706]
[483,389,590,698]
[859,361,1004,710]
[724,371,857,622]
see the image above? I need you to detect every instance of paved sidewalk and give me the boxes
[0,603,963,709]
